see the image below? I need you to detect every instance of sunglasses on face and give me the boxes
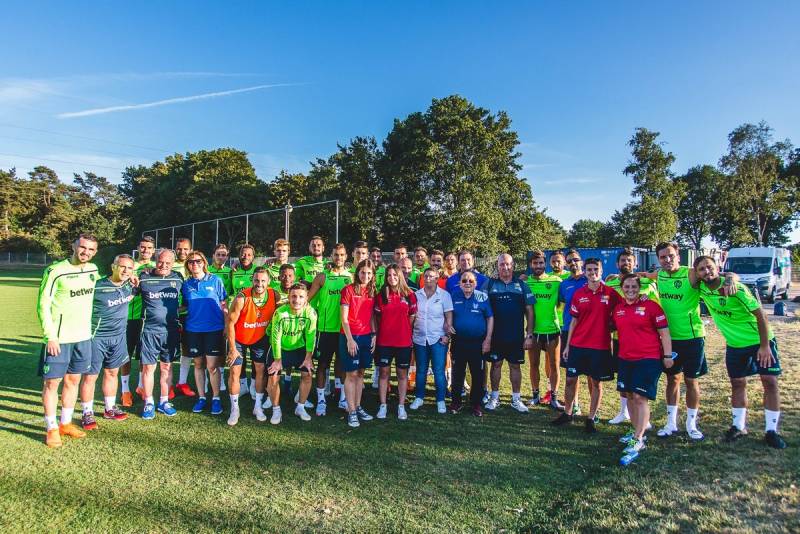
[566,258,581,263]
[461,279,475,284]
[187,259,204,265]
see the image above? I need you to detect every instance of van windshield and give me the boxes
[725,257,772,274]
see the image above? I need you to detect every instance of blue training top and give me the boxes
[181,273,227,332]
[558,274,587,332]
[451,288,493,339]
[446,269,488,294]
[480,277,535,343]
[140,271,183,332]
[91,277,135,338]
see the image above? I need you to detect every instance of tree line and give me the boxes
[1,95,798,260]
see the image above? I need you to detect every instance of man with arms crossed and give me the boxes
[295,236,326,286]
[38,234,100,447]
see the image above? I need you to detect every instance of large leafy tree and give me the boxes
[674,165,722,249]
[567,219,605,247]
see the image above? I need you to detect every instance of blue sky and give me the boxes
[1,1,798,243]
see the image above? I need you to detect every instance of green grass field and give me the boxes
[0,265,798,533]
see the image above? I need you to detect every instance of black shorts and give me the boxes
[664,337,708,379]
[315,331,340,368]
[533,332,560,347]
[617,358,662,400]
[487,339,525,365]
[232,337,269,366]
[140,329,179,365]
[38,340,93,379]
[565,346,614,381]
[560,331,569,360]
[726,338,781,379]
[126,319,143,359]
[375,346,412,369]
[276,348,311,374]
[186,330,224,358]
[89,336,129,374]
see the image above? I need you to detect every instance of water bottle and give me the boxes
[619,450,639,466]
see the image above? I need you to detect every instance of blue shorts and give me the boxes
[276,348,311,374]
[88,336,129,374]
[233,338,269,366]
[38,339,93,379]
[487,339,525,364]
[617,358,662,400]
[664,337,708,378]
[140,329,179,365]
[566,346,614,381]
[186,330,224,358]
[726,338,781,379]
[338,333,373,372]
[375,346,412,369]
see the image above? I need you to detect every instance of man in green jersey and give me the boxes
[121,236,156,407]
[411,246,430,284]
[295,236,326,286]
[173,237,191,279]
[174,237,196,398]
[266,238,291,292]
[640,242,737,440]
[695,256,785,449]
[308,243,354,414]
[525,250,563,409]
[268,284,318,424]
[605,247,659,425]
[370,246,386,288]
[208,244,233,297]
[230,243,259,395]
[38,233,100,448]
[549,250,571,280]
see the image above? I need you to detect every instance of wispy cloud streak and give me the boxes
[57,83,305,119]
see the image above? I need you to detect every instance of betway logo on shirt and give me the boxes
[327,288,342,296]
[661,293,683,301]
[148,290,179,299]
[70,287,94,297]
[243,320,270,329]
[107,294,134,307]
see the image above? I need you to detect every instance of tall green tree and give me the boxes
[567,219,605,247]
[674,165,722,249]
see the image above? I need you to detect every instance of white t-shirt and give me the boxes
[413,286,454,346]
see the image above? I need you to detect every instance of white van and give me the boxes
[724,247,792,302]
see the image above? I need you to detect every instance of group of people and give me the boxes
[37,233,786,464]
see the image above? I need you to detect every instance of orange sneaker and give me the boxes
[59,423,86,439]
[175,383,196,397]
[120,391,133,407]
[45,428,62,448]
[135,386,145,399]
[168,385,176,400]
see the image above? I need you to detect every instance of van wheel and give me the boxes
[781,285,790,300]
[766,287,776,303]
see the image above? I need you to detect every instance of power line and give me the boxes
[0,152,128,173]
[0,122,171,153]
[0,134,151,161]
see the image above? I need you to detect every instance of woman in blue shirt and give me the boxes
[449,271,493,417]
[181,251,228,416]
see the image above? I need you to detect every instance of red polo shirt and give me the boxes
[569,283,621,350]
[612,297,668,361]
[374,290,417,347]
[340,284,375,336]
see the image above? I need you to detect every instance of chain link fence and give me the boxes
[0,251,50,265]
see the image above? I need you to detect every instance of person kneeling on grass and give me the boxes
[611,274,673,463]
[268,283,317,424]
[226,267,278,426]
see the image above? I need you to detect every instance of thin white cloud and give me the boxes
[57,83,306,119]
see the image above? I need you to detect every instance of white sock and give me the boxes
[103,396,115,411]
[335,377,342,389]
[81,401,93,415]
[732,407,747,430]
[666,405,678,428]
[230,394,239,406]
[145,396,154,405]
[686,408,699,431]
[212,395,220,401]
[60,407,74,425]
[765,409,780,432]
[273,406,281,413]
[255,393,264,406]
[178,356,191,384]
[45,415,58,430]
[491,390,500,401]
[159,396,168,404]
[619,396,628,415]
[120,374,130,393]
[317,388,326,403]
[511,392,520,403]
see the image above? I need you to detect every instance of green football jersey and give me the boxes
[316,269,354,333]
[231,263,257,294]
[549,271,571,281]
[265,260,291,292]
[127,260,155,320]
[37,259,100,343]
[657,266,704,340]
[208,264,233,297]
[607,276,660,303]
[270,304,317,360]
[525,274,561,334]
[295,255,325,284]
[699,281,773,348]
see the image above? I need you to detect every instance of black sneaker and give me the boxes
[765,430,787,449]
[584,418,597,434]
[449,400,463,414]
[724,425,747,442]
[551,412,573,426]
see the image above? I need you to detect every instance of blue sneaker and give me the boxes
[192,398,207,413]
[210,398,223,415]
[141,403,156,420]
[157,401,177,416]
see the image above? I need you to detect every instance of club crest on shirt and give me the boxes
[635,306,646,316]
[600,295,609,304]
[674,280,682,289]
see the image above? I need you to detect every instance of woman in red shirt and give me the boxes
[373,264,417,420]
[612,274,674,464]
[340,259,378,428]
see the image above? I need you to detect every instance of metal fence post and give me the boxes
[191,224,195,247]
[245,214,249,244]
[335,200,339,243]
[171,227,175,249]
[215,220,219,245]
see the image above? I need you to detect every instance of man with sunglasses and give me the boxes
[556,249,588,414]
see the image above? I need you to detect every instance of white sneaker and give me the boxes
[687,427,704,440]
[294,390,314,409]
[261,397,273,410]
[410,398,424,410]
[270,407,282,425]
[657,424,677,438]
[253,406,266,422]
[338,398,348,410]
[239,380,249,397]
[623,437,646,454]
[481,391,490,405]
[510,399,529,413]
[608,411,630,425]
[398,405,408,420]
[316,401,327,417]
[295,404,311,421]
[249,382,256,398]
[437,401,447,414]
[227,405,240,426]
[377,404,388,419]
[485,397,499,411]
